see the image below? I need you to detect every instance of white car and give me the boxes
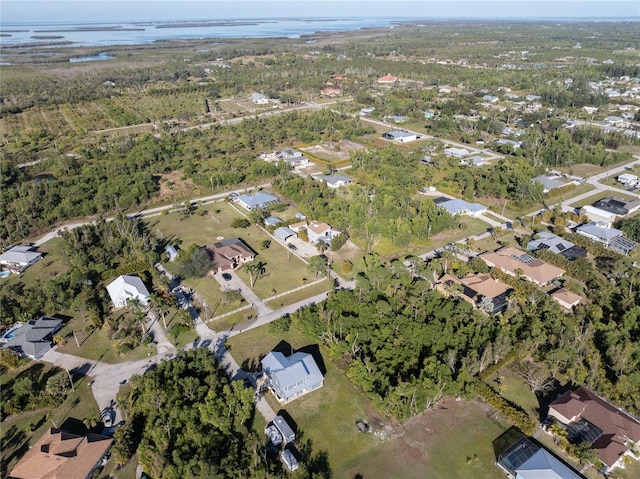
[103,410,114,428]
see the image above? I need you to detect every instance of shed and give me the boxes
[264,216,283,227]
[273,415,296,444]
[274,227,297,242]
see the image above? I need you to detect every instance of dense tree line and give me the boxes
[115,348,330,478]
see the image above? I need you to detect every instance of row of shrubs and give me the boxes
[474,381,537,435]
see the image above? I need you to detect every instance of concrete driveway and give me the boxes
[212,270,272,316]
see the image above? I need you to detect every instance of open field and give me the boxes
[264,279,331,309]
[413,217,490,255]
[226,324,509,478]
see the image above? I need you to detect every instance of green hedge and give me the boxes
[474,381,536,435]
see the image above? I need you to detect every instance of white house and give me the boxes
[290,221,340,245]
[580,205,618,227]
[323,174,353,188]
[617,173,638,186]
[444,147,470,158]
[251,93,269,104]
[106,275,151,308]
[382,130,417,142]
[460,155,489,166]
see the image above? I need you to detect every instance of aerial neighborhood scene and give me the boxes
[3,1,640,478]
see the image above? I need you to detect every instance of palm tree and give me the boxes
[245,261,266,287]
[83,415,98,430]
[316,240,329,253]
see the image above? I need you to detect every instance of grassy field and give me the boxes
[1,361,100,477]
[414,217,490,254]
[264,279,331,308]
[1,238,68,294]
[226,324,510,478]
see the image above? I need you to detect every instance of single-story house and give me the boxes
[388,115,407,123]
[264,216,283,227]
[235,192,280,211]
[0,245,42,273]
[323,174,353,188]
[497,436,584,479]
[617,173,638,186]
[251,92,269,104]
[261,350,324,404]
[460,155,489,167]
[580,205,619,227]
[496,139,522,149]
[551,288,584,310]
[295,212,307,221]
[360,107,375,116]
[438,273,511,314]
[2,317,62,360]
[548,386,640,472]
[602,125,620,134]
[444,147,470,159]
[434,197,487,217]
[525,94,541,101]
[284,156,310,168]
[483,94,499,103]
[273,227,297,243]
[592,196,640,216]
[604,115,624,126]
[306,221,340,245]
[9,428,113,479]
[583,106,598,114]
[479,246,565,286]
[106,275,151,308]
[205,238,255,273]
[527,232,587,260]
[377,74,399,84]
[575,222,638,255]
[279,148,303,159]
[382,130,417,142]
[532,175,566,194]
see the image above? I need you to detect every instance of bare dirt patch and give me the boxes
[300,139,365,163]
[156,171,198,199]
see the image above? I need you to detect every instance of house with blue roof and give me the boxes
[261,350,324,404]
[235,192,280,211]
[264,216,283,228]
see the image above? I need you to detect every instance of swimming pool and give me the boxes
[0,271,10,278]
[3,324,23,340]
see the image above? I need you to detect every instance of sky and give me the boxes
[1,1,639,23]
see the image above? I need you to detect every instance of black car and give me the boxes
[222,273,232,281]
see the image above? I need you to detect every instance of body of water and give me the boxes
[0,17,406,48]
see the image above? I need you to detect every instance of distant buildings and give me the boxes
[438,273,511,314]
[323,174,353,188]
[575,222,638,255]
[444,147,470,158]
[382,130,417,142]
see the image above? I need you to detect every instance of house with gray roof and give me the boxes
[527,232,586,260]
[235,192,280,211]
[274,227,297,243]
[575,222,638,255]
[498,437,584,479]
[444,147,470,158]
[532,175,566,193]
[261,350,324,404]
[264,216,283,227]
[382,130,417,142]
[323,174,353,188]
[106,275,151,308]
[434,197,487,217]
[0,245,42,273]
[460,155,489,167]
[2,317,62,359]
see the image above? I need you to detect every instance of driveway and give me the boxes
[213,270,272,316]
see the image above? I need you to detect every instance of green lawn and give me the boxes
[264,279,331,309]
[1,238,68,292]
[207,308,257,333]
[226,324,510,478]
[1,361,100,477]
[413,217,490,255]
[57,311,157,364]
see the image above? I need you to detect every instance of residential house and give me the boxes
[264,216,283,228]
[479,246,565,285]
[360,107,375,116]
[583,106,599,114]
[251,92,269,104]
[273,227,297,243]
[1,317,62,359]
[377,74,399,84]
[382,130,417,142]
[532,175,566,194]
[306,221,340,245]
[235,192,279,211]
[551,288,584,310]
[580,205,619,227]
[261,350,324,404]
[496,138,522,149]
[444,147,470,158]
[0,245,42,274]
[575,222,638,255]
[323,174,353,188]
[525,94,542,101]
[387,115,407,123]
[548,386,640,472]
[8,428,113,479]
[482,94,499,103]
[604,115,625,126]
[497,437,585,479]
[460,155,489,166]
[205,238,255,273]
[321,87,341,96]
[527,232,587,260]
[438,273,512,314]
[592,196,640,217]
[433,197,487,217]
[106,275,151,308]
[617,173,638,186]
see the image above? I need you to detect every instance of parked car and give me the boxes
[103,410,113,428]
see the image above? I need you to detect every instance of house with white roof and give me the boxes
[106,275,151,308]
[444,147,470,158]
[290,220,340,245]
[261,350,324,404]
[251,93,269,104]
[0,245,43,273]
[580,205,619,227]
[617,173,638,186]
[235,192,280,211]
[460,155,489,167]
[382,130,417,142]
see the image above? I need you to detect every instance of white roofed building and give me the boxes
[106,275,151,308]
